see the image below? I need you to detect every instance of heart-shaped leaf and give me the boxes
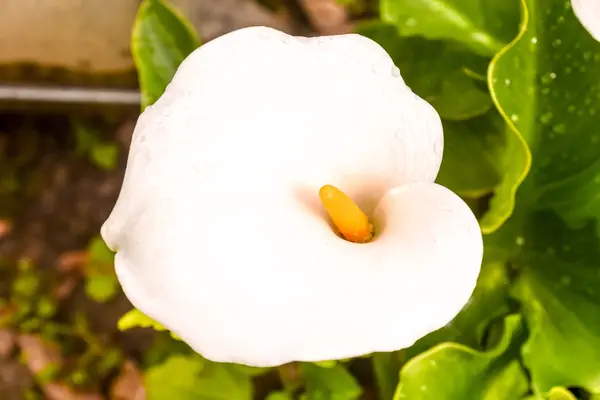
[394,315,528,400]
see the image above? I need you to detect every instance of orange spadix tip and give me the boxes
[319,184,373,243]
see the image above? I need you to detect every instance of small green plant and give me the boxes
[83,236,119,303]
[72,121,119,171]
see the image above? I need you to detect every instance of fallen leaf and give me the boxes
[52,275,80,300]
[298,0,351,34]
[0,329,16,359]
[0,220,11,239]
[110,359,146,400]
[17,334,103,400]
[56,251,89,273]
[17,334,62,375]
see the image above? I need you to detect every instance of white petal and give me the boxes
[572,0,600,42]
[102,27,480,367]
[109,182,482,366]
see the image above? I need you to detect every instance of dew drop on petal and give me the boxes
[510,114,519,122]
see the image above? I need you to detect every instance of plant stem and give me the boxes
[372,352,400,400]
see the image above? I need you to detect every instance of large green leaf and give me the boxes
[511,212,600,396]
[357,21,493,121]
[484,0,600,230]
[483,0,600,394]
[145,354,253,400]
[132,0,200,110]
[380,0,521,56]
[394,315,529,400]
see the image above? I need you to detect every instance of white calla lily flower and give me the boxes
[572,0,600,41]
[102,26,483,367]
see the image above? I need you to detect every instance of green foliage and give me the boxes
[128,0,600,398]
[380,0,521,56]
[84,236,119,303]
[357,21,494,121]
[118,308,181,340]
[132,0,200,109]
[145,353,254,399]
[300,363,362,400]
[72,121,119,170]
[395,315,528,399]
[5,260,58,333]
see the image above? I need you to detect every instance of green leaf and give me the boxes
[132,0,200,109]
[511,212,600,396]
[485,0,600,231]
[548,387,577,400]
[380,0,520,56]
[88,236,114,264]
[394,315,529,400]
[357,21,493,121]
[118,308,181,340]
[228,363,271,377]
[85,274,119,303]
[145,354,254,400]
[90,143,119,170]
[266,392,293,400]
[300,363,362,400]
[482,1,600,394]
[436,111,506,197]
[372,352,402,400]
[312,360,338,369]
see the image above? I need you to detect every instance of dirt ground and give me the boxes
[0,113,147,399]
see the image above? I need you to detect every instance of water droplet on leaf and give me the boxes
[540,112,553,124]
[552,123,567,134]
